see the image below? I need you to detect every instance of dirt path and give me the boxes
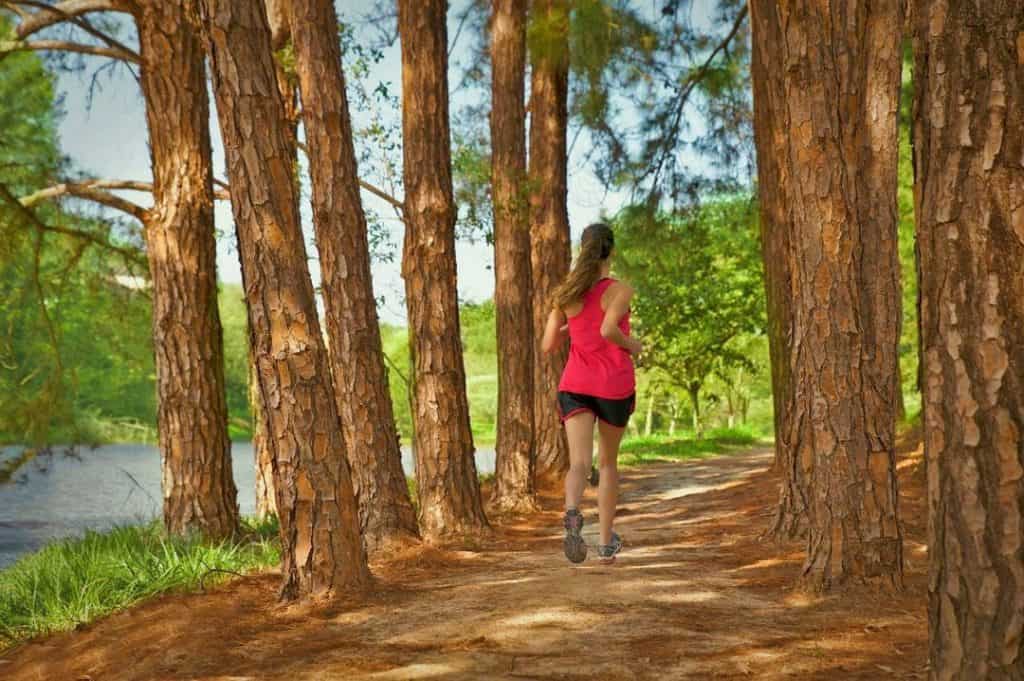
[1,444,929,680]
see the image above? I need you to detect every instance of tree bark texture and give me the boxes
[136,0,238,540]
[287,0,419,552]
[912,2,1024,677]
[490,0,536,513]
[749,0,905,590]
[528,0,571,483]
[749,1,805,541]
[398,0,489,540]
[198,0,370,598]
[263,0,299,176]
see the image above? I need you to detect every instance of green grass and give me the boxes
[618,426,765,466]
[0,517,280,647]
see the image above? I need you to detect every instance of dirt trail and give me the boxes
[1,443,929,680]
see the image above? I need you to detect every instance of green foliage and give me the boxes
[613,194,766,433]
[618,426,762,466]
[897,42,920,415]
[219,284,253,433]
[0,517,279,646]
[0,21,150,445]
[380,301,499,445]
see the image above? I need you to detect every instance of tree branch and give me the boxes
[295,140,404,213]
[10,0,139,65]
[644,5,749,197]
[0,37,140,63]
[0,182,146,267]
[8,0,129,39]
[20,179,149,221]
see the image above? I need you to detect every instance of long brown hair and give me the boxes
[553,223,615,310]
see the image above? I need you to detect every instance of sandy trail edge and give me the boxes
[0,443,928,680]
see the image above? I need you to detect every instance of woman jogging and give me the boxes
[541,223,641,564]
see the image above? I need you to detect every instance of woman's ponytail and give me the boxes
[552,223,615,310]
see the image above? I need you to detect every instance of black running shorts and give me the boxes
[557,391,636,429]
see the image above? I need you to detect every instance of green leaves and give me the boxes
[612,194,766,401]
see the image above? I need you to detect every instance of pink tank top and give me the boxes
[558,278,636,399]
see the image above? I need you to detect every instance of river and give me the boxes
[0,443,496,569]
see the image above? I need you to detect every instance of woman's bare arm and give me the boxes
[541,307,568,354]
[600,283,642,354]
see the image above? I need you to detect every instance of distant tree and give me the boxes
[912,0,1024,675]
[398,0,489,540]
[613,196,765,439]
[197,0,370,598]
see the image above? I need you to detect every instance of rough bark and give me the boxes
[912,2,1024,677]
[490,0,536,514]
[749,1,806,541]
[749,0,905,590]
[528,0,571,484]
[263,0,299,176]
[198,0,370,598]
[135,0,238,540]
[287,0,419,552]
[398,0,489,540]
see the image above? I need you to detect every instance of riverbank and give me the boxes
[0,429,928,680]
[0,430,762,648]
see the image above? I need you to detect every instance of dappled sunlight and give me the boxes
[646,588,724,605]
[367,662,464,680]
[498,606,600,629]
[733,557,786,571]
[0,446,930,680]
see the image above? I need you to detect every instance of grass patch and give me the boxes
[0,517,279,647]
[619,427,765,466]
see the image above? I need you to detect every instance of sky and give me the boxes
[49,1,631,326]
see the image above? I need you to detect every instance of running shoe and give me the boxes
[597,532,622,564]
[562,508,587,564]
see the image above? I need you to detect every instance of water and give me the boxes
[0,443,496,569]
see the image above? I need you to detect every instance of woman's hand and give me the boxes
[626,336,643,355]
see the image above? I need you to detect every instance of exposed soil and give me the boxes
[0,435,929,680]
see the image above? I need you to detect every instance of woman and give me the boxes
[541,223,641,564]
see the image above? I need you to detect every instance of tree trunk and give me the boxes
[749,0,806,541]
[644,392,655,436]
[263,0,299,179]
[135,0,238,540]
[528,0,572,484]
[490,0,536,514]
[688,383,702,439]
[750,0,905,590]
[197,0,370,598]
[245,0,292,522]
[287,0,419,553]
[250,352,275,519]
[398,0,489,540]
[912,2,1024,676]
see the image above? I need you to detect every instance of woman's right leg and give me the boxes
[596,419,627,547]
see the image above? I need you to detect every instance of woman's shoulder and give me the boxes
[603,279,634,297]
